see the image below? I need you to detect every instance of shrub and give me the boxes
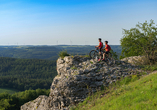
[110,49,118,60]
[120,20,157,64]
[141,64,157,71]
[59,50,70,58]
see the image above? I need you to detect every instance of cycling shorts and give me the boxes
[105,51,109,54]
[98,48,102,52]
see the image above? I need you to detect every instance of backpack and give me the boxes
[108,45,111,51]
[101,42,103,48]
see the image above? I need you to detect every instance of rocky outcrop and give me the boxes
[121,56,149,65]
[21,56,139,110]
[21,96,49,110]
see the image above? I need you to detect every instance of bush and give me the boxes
[110,49,118,60]
[120,20,157,64]
[59,50,70,58]
[141,64,157,71]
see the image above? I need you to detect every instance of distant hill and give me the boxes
[0,57,57,91]
[0,45,121,60]
[0,46,61,60]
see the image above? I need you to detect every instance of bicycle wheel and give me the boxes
[106,52,114,64]
[89,50,98,59]
[108,52,113,59]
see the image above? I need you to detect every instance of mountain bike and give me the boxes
[89,47,113,62]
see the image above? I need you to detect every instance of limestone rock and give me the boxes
[121,56,149,65]
[21,56,139,110]
[21,95,49,110]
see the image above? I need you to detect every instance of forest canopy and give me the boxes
[0,57,57,91]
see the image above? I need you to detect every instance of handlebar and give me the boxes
[95,47,99,50]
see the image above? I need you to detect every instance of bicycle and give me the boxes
[89,47,113,62]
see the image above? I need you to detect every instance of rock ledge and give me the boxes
[21,56,139,110]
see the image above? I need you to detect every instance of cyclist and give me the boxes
[95,38,103,61]
[102,41,111,61]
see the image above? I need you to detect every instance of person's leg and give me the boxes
[103,53,105,60]
[99,52,101,59]
[103,53,104,59]
[98,48,102,60]
[106,51,109,58]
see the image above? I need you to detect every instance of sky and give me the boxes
[0,0,157,45]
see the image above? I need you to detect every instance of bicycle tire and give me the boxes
[89,50,98,59]
[109,52,112,57]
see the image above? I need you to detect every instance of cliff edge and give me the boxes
[21,56,139,110]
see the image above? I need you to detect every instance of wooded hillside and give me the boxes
[0,57,57,91]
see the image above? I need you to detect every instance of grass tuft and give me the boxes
[59,50,70,58]
[71,66,77,70]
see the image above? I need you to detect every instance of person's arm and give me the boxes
[95,43,100,48]
[103,45,106,49]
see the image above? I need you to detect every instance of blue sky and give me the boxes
[0,0,157,45]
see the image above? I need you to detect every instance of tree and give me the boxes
[120,20,157,64]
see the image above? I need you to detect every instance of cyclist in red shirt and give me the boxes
[102,41,111,61]
[95,38,103,61]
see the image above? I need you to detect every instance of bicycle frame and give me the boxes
[89,47,112,60]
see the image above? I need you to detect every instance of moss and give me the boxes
[90,61,93,64]
[71,66,77,70]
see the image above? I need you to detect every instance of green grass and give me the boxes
[140,64,157,72]
[0,88,18,94]
[73,72,157,110]
[58,50,70,58]
[71,66,77,70]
